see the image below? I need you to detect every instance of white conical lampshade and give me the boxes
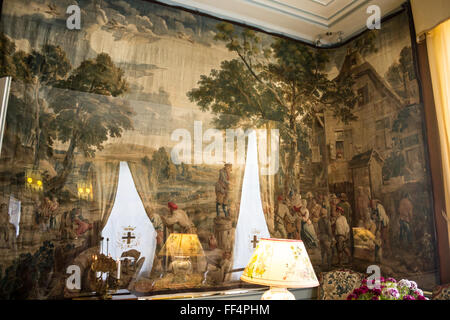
[241,238,319,288]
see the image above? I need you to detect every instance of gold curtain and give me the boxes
[93,161,120,229]
[127,161,154,220]
[427,18,450,244]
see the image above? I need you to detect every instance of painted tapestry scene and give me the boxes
[0,0,439,299]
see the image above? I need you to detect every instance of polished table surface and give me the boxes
[73,287,316,300]
[140,287,317,300]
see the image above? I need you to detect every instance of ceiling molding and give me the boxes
[245,0,370,26]
[153,0,406,45]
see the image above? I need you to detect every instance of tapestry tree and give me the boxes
[14,44,71,166]
[386,46,414,101]
[0,34,64,163]
[148,147,175,183]
[188,23,359,193]
[47,53,133,193]
[384,46,417,178]
[0,34,133,194]
[0,33,16,78]
[27,45,72,167]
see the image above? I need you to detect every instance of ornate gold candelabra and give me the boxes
[90,253,119,299]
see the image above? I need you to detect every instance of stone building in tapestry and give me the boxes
[321,49,425,200]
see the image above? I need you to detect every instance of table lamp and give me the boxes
[159,233,204,281]
[240,238,319,300]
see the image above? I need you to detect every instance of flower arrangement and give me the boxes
[347,277,429,300]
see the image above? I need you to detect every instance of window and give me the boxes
[336,141,344,159]
[358,85,370,106]
[334,130,345,159]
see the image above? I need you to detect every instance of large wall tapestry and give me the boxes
[0,0,439,299]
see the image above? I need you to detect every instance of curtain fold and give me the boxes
[256,125,277,236]
[127,161,154,220]
[94,161,120,230]
[427,18,450,244]
[231,129,270,280]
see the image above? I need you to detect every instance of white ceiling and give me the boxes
[155,0,406,45]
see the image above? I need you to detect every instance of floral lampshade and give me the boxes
[241,238,319,299]
[158,233,204,257]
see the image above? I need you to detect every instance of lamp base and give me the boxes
[171,256,192,283]
[261,287,295,300]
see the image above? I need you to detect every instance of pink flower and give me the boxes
[347,294,357,300]
[399,279,411,288]
[415,289,424,296]
[387,277,397,283]
[373,289,382,296]
[417,295,427,300]
[403,295,416,300]
[371,296,380,300]
[360,286,369,294]
[388,288,400,298]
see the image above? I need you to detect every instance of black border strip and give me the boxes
[404,0,442,283]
